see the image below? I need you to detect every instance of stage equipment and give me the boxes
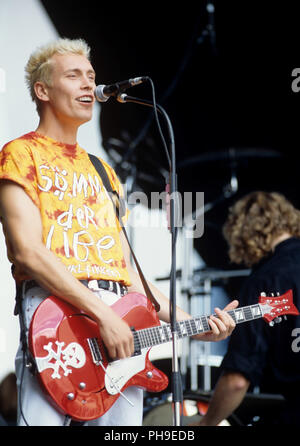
[143,389,286,426]
[116,84,182,425]
[179,146,283,388]
[187,268,251,391]
[143,392,230,426]
[178,147,282,171]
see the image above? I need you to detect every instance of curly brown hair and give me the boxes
[223,191,300,266]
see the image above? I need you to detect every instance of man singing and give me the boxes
[0,38,237,426]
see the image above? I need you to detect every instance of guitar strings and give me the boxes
[131,304,264,351]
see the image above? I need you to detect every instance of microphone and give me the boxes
[94,77,148,102]
[206,2,217,54]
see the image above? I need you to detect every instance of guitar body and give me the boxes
[29,293,169,421]
[29,288,299,422]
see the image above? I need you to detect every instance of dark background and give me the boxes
[41,0,300,270]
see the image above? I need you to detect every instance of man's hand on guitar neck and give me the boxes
[193,299,239,342]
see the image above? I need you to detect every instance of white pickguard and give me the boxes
[104,349,148,395]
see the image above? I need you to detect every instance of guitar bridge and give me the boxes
[87,337,103,364]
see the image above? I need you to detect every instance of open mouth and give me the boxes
[76,96,93,104]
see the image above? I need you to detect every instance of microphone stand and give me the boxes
[117,93,182,426]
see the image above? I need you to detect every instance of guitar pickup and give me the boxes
[131,326,141,357]
[87,337,103,364]
[88,329,141,365]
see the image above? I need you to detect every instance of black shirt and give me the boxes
[221,237,300,400]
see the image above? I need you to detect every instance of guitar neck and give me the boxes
[134,303,263,351]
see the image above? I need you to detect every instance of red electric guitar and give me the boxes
[29,290,299,421]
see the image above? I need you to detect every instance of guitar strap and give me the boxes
[88,153,160,313]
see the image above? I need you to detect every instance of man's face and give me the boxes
[45,53,96,126]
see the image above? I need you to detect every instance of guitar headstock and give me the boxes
[259,289,299,326]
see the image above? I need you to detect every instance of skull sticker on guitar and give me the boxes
[35,341,86,379]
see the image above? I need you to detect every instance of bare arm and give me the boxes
[0,180,134,359]
[120,231,238,342]
[198,371,250,426]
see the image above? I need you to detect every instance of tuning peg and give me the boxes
[274,317,282,324]
[260,292,266,296]
[269,321,275,327]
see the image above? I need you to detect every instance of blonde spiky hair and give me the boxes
[25,38,91,112]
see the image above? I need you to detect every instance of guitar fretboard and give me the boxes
[133,304,262,352]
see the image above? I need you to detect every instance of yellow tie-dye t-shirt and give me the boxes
[0,132,131,286]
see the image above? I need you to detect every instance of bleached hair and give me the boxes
[25,38,91,110]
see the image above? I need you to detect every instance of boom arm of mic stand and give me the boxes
[117,93,182,426]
